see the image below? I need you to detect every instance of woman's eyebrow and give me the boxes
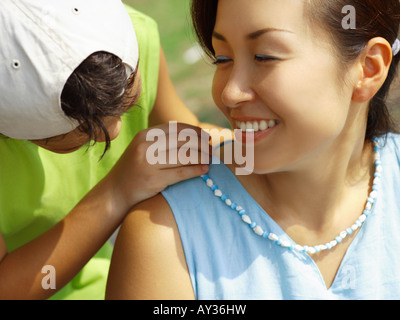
[212,28,294,41]
[212,31,226,41]
[247,28,295,40]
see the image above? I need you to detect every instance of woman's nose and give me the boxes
[221,67,255,108]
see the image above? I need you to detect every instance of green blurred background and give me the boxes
[125,0,229,128]
[125,0,399,126]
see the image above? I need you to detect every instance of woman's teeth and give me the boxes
[236,120,278,132]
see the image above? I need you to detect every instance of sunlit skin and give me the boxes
[211,0,391,287]
[30,70,142,154]
[0,39,220,299]
[105,0,393,299]
[212,0,364,174]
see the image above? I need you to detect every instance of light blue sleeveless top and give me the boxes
[162,134,400,300]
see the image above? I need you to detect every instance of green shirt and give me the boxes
[0,6,160,300]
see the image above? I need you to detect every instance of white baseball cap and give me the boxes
[0,0,139,140]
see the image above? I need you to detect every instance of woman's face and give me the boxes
[212,0,359,173]
[30,71,142,154]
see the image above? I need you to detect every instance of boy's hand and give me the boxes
[107,122,211,212]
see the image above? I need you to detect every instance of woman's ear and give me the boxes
[352,37,393,103]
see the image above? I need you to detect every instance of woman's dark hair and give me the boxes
[191,0,400,141]
[60,51,139,155]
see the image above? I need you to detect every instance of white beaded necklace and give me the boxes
[201,139,382,255]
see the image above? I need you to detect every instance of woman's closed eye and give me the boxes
[254,54,279,62]
[213,56,232,65]
[213,54,279,65]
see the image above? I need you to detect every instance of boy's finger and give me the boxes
[160,164,210,186]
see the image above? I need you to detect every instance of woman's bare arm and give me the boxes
[106,193,195,300]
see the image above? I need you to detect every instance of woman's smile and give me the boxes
[232,118,280,143]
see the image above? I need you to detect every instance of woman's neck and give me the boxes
[230,138,375,243]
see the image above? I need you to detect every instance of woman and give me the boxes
[107,0,400,299]
[0,0,212,299]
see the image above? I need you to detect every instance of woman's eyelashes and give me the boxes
[213,56,232,65]
[254,54,279,62]
[213,54,278,65]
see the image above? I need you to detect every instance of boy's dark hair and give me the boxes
[61,51,139,155]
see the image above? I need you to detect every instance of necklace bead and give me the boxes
[201,140,381,255]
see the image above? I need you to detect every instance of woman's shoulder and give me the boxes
[381,132,400,144]
[107,193,194,299]
[387,132,400,146]
[380,132,400,162]
[161,159,240,209]
[117,193,175,243]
